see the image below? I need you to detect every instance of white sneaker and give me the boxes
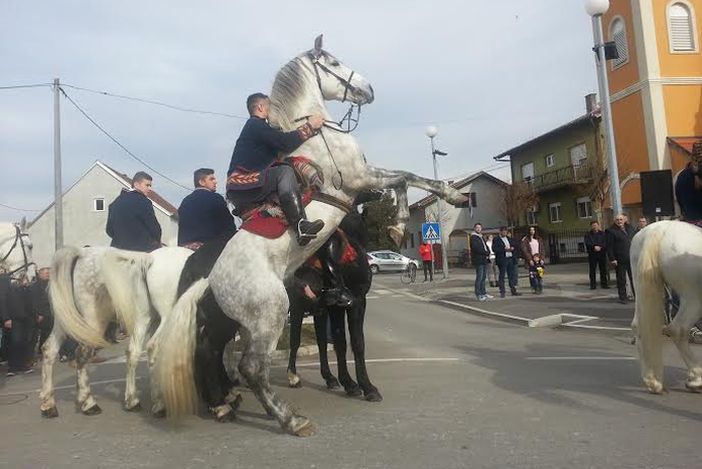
[478,295,488,302]
[484,294,494,299]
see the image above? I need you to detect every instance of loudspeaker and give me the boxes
[640,170,674,217]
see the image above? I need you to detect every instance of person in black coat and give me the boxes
[675,142,702,222]
[469,223,490,301]
[0,271,11,363]
[106,171,162,252]
[31,268,52,352]
[606,214,634,303]
[492,226,521,298]
[584,220,609,290]
[178,168,237,248]
[4,280,35,375]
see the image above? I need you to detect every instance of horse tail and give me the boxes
[101,249,153,334]
[154,278,209,418]
[49,247,108,349]
[632,226,666,390]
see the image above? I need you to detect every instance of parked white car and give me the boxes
[367,250,420,274]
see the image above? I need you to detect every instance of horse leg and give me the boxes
[329,307,360,396]
[39,326,65,418]
[387,181,409,246]
[667,299,702,391]
[313,313,339,389]
[359,166,467,206]
[123,314,149,411]
[287,309,304,388]
[347,297,382,402]
[195,329,235,423]
[146,333,166,417]
[74,344,101,415]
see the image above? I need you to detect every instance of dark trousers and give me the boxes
[422,260,433,281]
[497,258,518,294]
[529,274,543,292]
[588,253,609,288]
[6,319,34,371]
[615,260,634,300]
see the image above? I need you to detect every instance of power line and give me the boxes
[0,83,52,90]
[0,202,42,212]
[59,87,192,192]
[61,83,248,120]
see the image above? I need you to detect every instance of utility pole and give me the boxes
[425,126,449,280]
[53,78,63,250]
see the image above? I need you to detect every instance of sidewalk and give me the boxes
[373,263,635,333]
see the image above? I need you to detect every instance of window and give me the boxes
[569,143,587,167]
[549,202,562,223]
[545,154,555,168]
[93,198,105,212]
[576,197,593,219]
[522,162,534,182]
[610,18,629,69]
[526,209,537,226]
[458,192,477,208]
[668,2,697,52]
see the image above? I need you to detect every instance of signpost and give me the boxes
[422,222,441,279]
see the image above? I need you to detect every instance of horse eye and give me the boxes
[330,60,340,66]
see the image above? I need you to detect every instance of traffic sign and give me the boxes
[421,222,441,242]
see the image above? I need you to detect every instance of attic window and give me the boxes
[93,198,105,212]
[668,3,697,52]
[610,18,629,69]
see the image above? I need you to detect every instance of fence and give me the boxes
[513,226,589,264]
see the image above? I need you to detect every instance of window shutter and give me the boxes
[470,192,477,207]
[670,4,695,51]
[610,19,629,68]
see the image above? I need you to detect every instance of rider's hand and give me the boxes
[3,319,11,329]
[307,115,324,130]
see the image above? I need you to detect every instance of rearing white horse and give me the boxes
[153,36,466,436]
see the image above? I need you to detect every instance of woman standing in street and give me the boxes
[520,226,545,270]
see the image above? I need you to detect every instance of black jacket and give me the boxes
[469,233,489,266]
[492,236,518,264]
[31,279,50,318]
[6,284,31,320]
[606,225,631,263]
[0,274,10,323]
[178,189,236,246]
[584,230,607,255]
[675,166,702,220]
[106,189,162,252]
[228,117,306,174]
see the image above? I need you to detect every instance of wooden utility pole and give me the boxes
[53,78,63,250]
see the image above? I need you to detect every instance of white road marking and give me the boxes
[526,356,636,361]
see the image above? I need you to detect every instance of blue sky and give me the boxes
[1,0,599,221]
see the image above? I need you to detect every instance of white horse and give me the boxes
[0,220,35,282]
[39,245,192,417]
[631,220,702,394]
[153,36,467,436]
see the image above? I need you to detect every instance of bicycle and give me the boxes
[400,262,418,284]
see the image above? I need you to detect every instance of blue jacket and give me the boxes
[227,117,306,174]
[106,189,162,252]
[177,188,236,246]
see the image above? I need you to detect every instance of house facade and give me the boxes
[603,0,701,215]
[29,161,179,268]
[400,171,509,264]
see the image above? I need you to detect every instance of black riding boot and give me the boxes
[321,235,354,308]
[278,192,325,246]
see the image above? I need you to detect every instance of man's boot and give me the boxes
[279,192,325,246]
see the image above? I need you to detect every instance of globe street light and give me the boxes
[584,0,623,217]
[425,125,449,280]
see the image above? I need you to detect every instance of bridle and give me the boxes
[1,225,35,281]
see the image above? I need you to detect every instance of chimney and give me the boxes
[585,93,598,114]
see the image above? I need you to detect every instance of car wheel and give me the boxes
[370,265,379,274]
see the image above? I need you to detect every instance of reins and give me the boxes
[0,225,34,281]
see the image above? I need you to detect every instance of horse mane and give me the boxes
[269,58,307,132]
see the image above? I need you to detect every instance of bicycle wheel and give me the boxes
[400,266,412,284]
[408,264,417,283]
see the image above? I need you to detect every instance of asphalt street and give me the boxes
[1,278,701,469]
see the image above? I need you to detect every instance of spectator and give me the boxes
[520,226,545,268]
[4,279,35,376]
[469,223,491,301]
[623,214,636,239]
[418,241,433,282]
[584,221,609,290]
[607,213,634,304]
[178,168,237,250]
[31,267,52,355]
[635,217,648,234]
[492,226,521,298]
[485,234,498,288]
[675,141,702,224]
[106,171,162,252]
[528,254,545,294]
[0,269,10,364]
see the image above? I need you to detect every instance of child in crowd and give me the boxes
[529,253,545,294]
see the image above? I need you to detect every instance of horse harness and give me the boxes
[1,225,35,280]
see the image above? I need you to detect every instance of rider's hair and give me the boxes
[193,168,214,188]
[247,93,269,115]
[132,171,152,186]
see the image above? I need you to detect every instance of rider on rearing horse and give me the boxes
[227,93,326,246]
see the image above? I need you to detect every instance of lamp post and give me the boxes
[425,125,449,279]
[585,0,623,217]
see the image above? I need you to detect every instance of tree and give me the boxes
[500,182,540,227]
[364,192,398,251]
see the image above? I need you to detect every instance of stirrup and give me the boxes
[296,219,324,246]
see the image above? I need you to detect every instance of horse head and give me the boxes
[0,222,35,282]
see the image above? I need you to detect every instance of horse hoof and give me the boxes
[124,402,142,412]
[364,390,383,402]
[228,394,244,411]
[215,409,236,423]
[83,404,102,416]
[41,407,59,419]
[152,408,167,419]
[344,384,362,397]
[325,377,340,390]
[685,382,702,393]
[290,417,316,437]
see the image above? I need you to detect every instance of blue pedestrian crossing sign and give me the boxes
[422,222,441,242]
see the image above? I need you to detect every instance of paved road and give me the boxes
[1,282,701,469]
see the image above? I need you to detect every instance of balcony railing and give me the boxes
[524,163,593,192]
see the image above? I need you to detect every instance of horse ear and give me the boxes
[314,34,323,55]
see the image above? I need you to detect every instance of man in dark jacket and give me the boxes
[31,267,52,352]
[178,168,237,249]
[492,226,521,298]
[675,141,702,222]
[469,223,490,301]
[106,171,162,252]
[4,280,34,375]
[607,214,634,303]
[0,271,10,363]
[584,220,609,290]
[226,93,325,246]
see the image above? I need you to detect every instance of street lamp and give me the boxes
[584,0,623,217]
[425,125,449,280]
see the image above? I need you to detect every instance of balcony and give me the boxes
[525,164,593,193]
